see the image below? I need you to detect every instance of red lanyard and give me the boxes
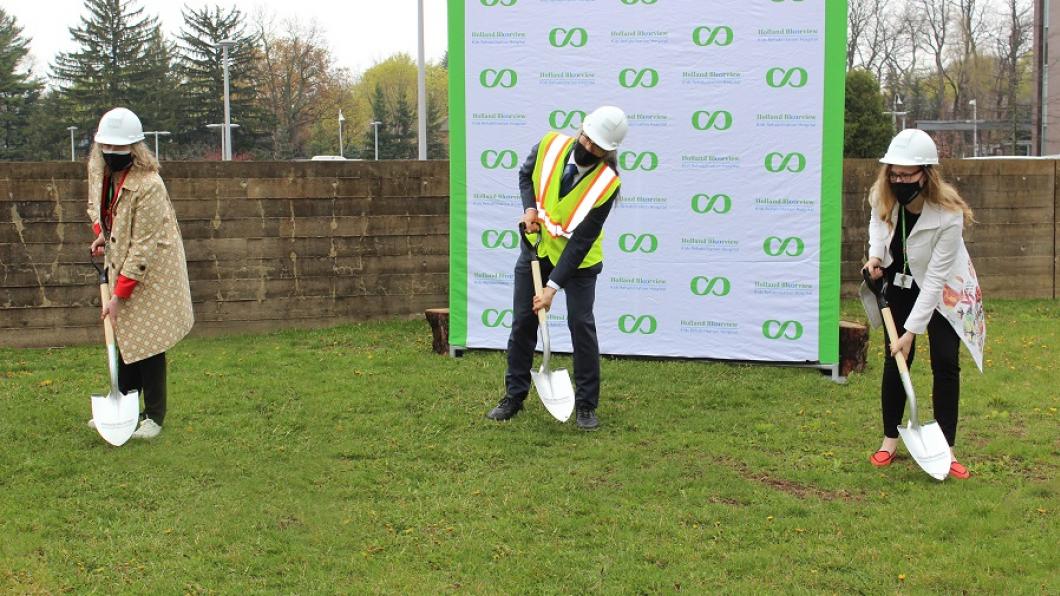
[100,170,130,233]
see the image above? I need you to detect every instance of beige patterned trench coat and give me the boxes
[87,165,194,364]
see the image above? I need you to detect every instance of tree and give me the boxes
[51,0,159,127]
[0,8,43,159]
[176,4,264,157]
[845,70,893,158]
[137,26,181,150]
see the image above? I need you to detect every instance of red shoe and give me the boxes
[949,460,970,479]
[870,449,896,467]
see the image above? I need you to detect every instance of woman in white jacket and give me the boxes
[862,129,985,480]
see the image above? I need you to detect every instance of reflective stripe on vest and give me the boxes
[533,132,619,239]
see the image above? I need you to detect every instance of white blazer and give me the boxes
[868,193,986,371]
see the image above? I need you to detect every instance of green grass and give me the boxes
[1,300,1057,593]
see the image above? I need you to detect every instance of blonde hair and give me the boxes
[869,164,974,228]
[87,141,161,175]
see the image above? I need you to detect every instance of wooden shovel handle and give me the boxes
[530,259,548,328]
[99,282,116,348]
[880,306,910,376]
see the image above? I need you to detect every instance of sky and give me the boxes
[2,0,449,81]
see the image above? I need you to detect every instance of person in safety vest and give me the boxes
[486,105,629,430]
[862,129,984,479]
[87,107,194,440]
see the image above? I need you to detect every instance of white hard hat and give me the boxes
[582,105,628,151]
[94,107,145,145]
[879,128,939,166]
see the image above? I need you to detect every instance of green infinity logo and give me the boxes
[766,67,808,88]
[549,109,586,130]
[690,276,731,296]
[620,0,658,4]
[549,27,588,47]
[691,110,733,131]
[764,152,806,172]
[479,68,518,88]
[480,0,517,6]
[619,68,660,88]
[482,309,514,328]
[618,233,658,253]
[692,26,734,46]
[480,149,518,169]
[618,314,657,334]
[763,236,805,256]
[691,193,732,214]
[762,319,803,340]
[481,230,518,249]
[619,151,659,171]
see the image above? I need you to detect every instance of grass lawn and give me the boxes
[1,299,1057,593]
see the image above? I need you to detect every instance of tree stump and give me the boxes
[839,320,869,377]
[424,308,450,355]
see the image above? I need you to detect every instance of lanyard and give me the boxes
[899,208,910,276]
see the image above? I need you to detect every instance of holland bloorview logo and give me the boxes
[691,110,733,131]
[764,152,806,172]
[692,26,734,46]
[690,276,731,296]
[619,68,659,88]
[481,308,514,329]
[762,319,803,340]
[762,236,805,256]
[549,28,588,48]
[480,229,518,249]
[619,151,659,171]
[691,193,732,214]
[618,233,658,253]
[549,109,586,130]
[479,68,518,88]
[618,314,657,334]
[480,149,518,170]
[765,67,808,88]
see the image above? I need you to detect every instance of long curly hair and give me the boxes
[87,141,161,176]
[869,164,974,228]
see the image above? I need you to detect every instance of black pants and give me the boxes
[504,246,602,410]
[118,352,167,426]
[881,286,960,445]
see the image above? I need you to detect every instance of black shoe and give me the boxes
[486,397,524,421]
[576,408,599,431]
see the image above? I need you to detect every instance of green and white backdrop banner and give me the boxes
[448,0,845,365]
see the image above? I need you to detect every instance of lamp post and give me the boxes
[338,110,346,158]
[416,0,427,160]
[883,93,907,133]
[370,121,382,160]
[206,123,240,159]
[142,131,171,159]
[66,126,78,161]
[218,38,237,161]
[969,99,978,157]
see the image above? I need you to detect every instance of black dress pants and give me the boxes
[504,246,602,410]
[118,351,167,425]
[880,285,961,445]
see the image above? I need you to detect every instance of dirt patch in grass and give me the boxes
[714,456,863,502]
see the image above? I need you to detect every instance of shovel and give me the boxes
[519,224,575,422]
[90,258,140,446]
[862,269,951,480]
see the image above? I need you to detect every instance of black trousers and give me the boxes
[504,246,602,410]
[881,285,961,445]
[118,352,167,426]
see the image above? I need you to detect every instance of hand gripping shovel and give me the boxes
[90,258,140,446]
[862,269,951,480]
[519,224,575,422]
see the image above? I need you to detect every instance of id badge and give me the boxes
[893,273,913,289]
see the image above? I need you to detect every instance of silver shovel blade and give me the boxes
[897,420,951,480]
[90,389,140,446]
[530,366,575,422]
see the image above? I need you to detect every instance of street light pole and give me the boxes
[218,39,236,161]
[416,0,427,160]
[66,126,78,161]
[969,99,978,157]
[370,121,381,160]
[338,110,346,158]
[883,93,907,133]
[143,131,171,159]
[206,123,240,159]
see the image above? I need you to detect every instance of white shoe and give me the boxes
[131,418,162,439]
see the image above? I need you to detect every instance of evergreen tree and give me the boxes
[0,8,44,160]
[51,0,159,128]
[176,4,263,157]
[844,70,892,158]
[137,25,181,156]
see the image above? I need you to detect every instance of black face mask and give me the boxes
[890,182,922,205]
[103,151,133,172]
[573,142,601,167]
